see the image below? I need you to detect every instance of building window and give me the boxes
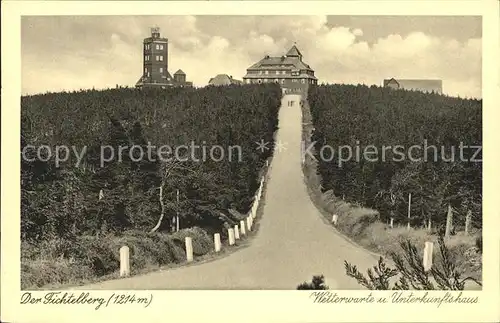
[281,79,285,84]
[258,79,262,84]
[160,67,163,73]
[259,71,263,75]
[144,67,147,74]
[265,70,269,75]
[156,44,160,50]
[275,79,279,83]
[159,44,164,50]
[301,79,305,84]
[160,56,163,61]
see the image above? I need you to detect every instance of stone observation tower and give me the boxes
[135,27,192,89]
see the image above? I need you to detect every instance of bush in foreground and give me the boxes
[297,275,329,290]
[297,235,482,290]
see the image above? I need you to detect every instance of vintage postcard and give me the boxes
[2,1,499,322]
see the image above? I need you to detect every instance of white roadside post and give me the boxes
[119,246,130,277]
[214,233,221,252]
[331,214,339,225]
[234,225,240,240]
[185,237,193,262]
[240,220,246,236]
[423,241,434,272]
[228,228,235,246]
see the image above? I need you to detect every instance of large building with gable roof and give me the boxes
[242,44,317,95]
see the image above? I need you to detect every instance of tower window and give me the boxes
[159,44,164,50]
[160,56,163,61]
[160,67,163,73]
[144,67,147,74]
[156,44,160,50]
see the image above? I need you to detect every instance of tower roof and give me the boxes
[286,45,302,58]
[174,69,186,75]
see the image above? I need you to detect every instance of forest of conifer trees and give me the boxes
[308,84,482,233]
[21,84,281,287]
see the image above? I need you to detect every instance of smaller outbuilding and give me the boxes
[208,74,243,86]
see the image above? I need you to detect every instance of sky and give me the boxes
[21,15,482,98]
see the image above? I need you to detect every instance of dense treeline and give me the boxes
[308,84,482,231]
[21,84,281,243]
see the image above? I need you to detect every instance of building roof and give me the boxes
[208,74,242,86]
[243,44,316,81]
[247,55,312,71]
[383,78,443,93]
[174,69,186,75]
[286,45,302,58]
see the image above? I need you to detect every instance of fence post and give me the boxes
[445,204,453,238]
[389,218,394,229]
[120,246,130,277]
[247,216,252,231]
[234,225,240,240]
[427,218,432,231]
[331,214,338,225]
[240,220,246,235]
[185,237,193,262]
[228,228,235,246]
[407,193,412,230]
[423,241,434,272]
[214,233,221,252]
[251,203,256,219]
[465,210,472,235]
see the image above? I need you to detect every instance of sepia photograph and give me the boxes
[18,14,484,292]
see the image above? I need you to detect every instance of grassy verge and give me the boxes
[300,99,482,284]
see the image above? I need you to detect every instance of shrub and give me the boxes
[344,235,482,290]
[297,275,329,290]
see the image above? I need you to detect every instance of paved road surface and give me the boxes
[73,94,378,290]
